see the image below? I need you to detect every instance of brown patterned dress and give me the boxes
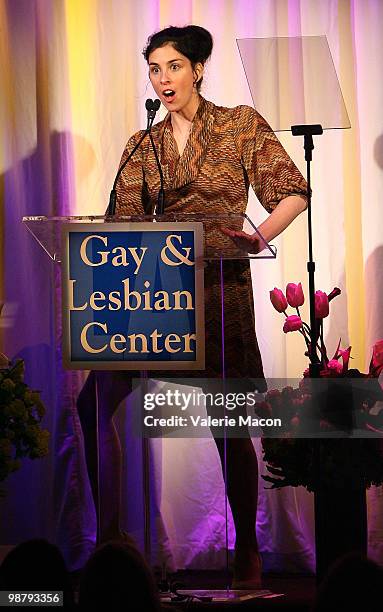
[116,97,307,385]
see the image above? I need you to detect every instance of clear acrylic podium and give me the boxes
[23,212,276,596]
[23,212,276,263]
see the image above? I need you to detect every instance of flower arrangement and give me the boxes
[258,284,383,491]
[0,348,49,486]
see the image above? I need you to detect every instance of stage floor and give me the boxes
[157,570,316,610]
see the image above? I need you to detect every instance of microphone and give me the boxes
[145,98,161,126]
[107,98,161,216]
[145,99,165,214]
[144,99,165,215]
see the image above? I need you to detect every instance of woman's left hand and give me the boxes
[220,227,263,254]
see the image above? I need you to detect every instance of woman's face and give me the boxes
[148,43,202,115]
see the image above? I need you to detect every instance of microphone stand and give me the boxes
[106,99,159,217]
[149,131,165,215]
[292,124,327,585]
[103,98,164,568]
[291,123,323,378]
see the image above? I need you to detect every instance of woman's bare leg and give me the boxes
[214,436,262,587]
[204,378,262,586]
[76,371,132,542]
[77,371,262,583]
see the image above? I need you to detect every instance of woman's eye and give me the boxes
[171,64,180,70]
[150,67,159,74]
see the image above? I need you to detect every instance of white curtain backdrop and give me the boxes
[1,0,382,572]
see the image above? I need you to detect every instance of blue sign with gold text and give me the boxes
[62,223,205,369]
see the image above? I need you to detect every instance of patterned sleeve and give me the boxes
[232,105,307,213]
[115,130,150,215]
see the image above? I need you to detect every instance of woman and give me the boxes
[77,25,307,588]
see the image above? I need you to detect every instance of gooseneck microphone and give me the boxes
[146,99,165,215]
[106,98,161,216]
[145,98,160,125]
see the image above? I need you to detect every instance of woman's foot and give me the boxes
[232,545,262,590]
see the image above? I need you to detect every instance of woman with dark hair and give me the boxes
[77,25,307,588]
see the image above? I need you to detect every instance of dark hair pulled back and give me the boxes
[143,25,213,91]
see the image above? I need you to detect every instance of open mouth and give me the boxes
[163,90,176,102]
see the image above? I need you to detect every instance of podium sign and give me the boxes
[62,222,205,370]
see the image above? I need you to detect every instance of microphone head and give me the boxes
[145,98,154,111]
[153,99,161,111]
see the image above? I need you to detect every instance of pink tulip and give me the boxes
[370,340,383,376]
[283,315,303,333]
[338,346,352,373]
[286,282,304,307]
[327,359,343,375]
[315,291,329,318]
[270,288,288,313]
[372,340,383,369]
